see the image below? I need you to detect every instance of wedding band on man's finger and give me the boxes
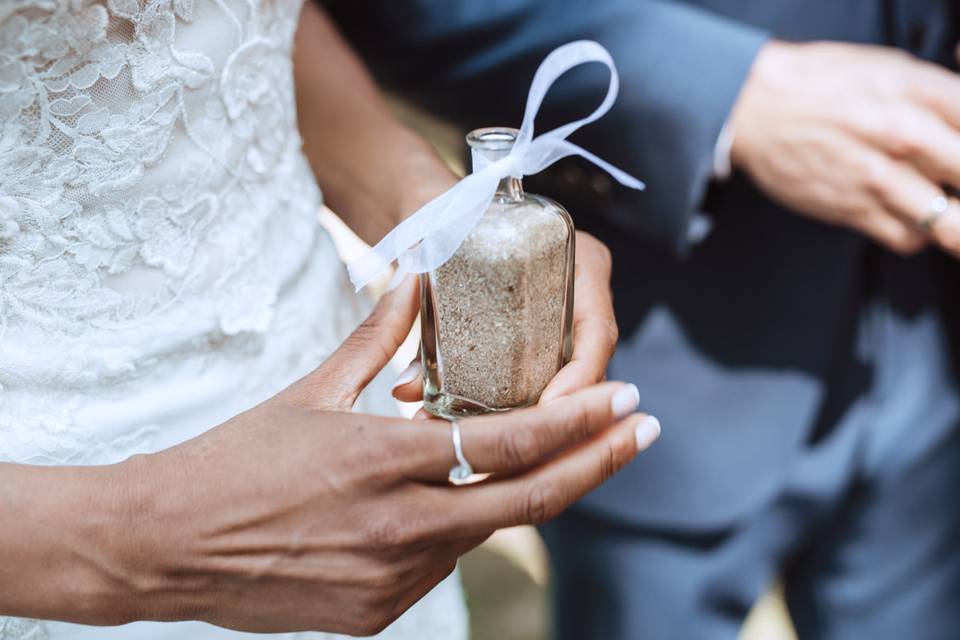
[915,191,960,255]
[917,194,951,234]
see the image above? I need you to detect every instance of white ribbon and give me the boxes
[347,40,645,291]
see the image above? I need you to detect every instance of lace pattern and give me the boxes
[0,617,47,640]
[0,3,468,638]
[0,0,316,384]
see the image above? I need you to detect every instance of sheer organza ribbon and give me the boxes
[347,40,645,291]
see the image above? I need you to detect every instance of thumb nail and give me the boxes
[392,360,422,390]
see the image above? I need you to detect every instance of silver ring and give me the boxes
[918,194,950,234]
[448,421,474,486]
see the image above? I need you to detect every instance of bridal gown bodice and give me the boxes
[0,2,465,639]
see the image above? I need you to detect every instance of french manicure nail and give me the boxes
[392,360,421,389]
[634,415,661,451]
[611,383,640,419]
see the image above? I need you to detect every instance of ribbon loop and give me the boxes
[348,40,645,292]
[519,41,620,148]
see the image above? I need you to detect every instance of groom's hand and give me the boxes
[730,40,960,255]
[393,231,619,404]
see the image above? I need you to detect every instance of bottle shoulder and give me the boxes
[443,194,571,267]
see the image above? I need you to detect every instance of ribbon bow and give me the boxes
[348,40,645,291]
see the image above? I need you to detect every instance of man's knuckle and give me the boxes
[903,74,926,100]
[861,157,894,198]
[905,66,950,101]
[885,123,924,159]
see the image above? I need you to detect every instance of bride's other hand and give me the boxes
[392,232,618,405]
[539,231,618,403]
[29,277,656,635]
[296,7,620,408]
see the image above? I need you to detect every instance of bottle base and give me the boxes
[423,389,536,421]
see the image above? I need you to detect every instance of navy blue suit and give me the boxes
[326,2,960,637]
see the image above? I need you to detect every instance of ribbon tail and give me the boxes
[394,173,499,277]
[570,145,646,190]
[519,138,645,191]
[348,171,501,291]
[347,186,462,291]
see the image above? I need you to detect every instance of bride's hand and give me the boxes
[105,277,656,635]
[393,231,619,404]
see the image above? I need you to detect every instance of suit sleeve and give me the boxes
[323,0,769,254]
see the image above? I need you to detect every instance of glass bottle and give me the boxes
[421,127,576,420]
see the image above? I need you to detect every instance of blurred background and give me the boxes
[320,100,796,640]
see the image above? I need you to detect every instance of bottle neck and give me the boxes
[470,146,525,203]
[467,127,526,204]
[496,176,524,202]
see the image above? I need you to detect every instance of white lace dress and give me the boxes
[0,1,466,638]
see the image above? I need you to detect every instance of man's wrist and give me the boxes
[729,39,795,173]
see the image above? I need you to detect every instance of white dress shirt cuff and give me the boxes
[712,119,736,182]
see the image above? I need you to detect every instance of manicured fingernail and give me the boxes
[634,415,661,451]
[392,361,421,389]
[611,383,640,419]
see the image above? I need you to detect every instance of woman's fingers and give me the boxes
[540,232,617,404]
[403,381,645,481]
[294,276,420,410]
[432,411,659,538]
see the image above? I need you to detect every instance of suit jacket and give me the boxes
[325,0,960,529]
